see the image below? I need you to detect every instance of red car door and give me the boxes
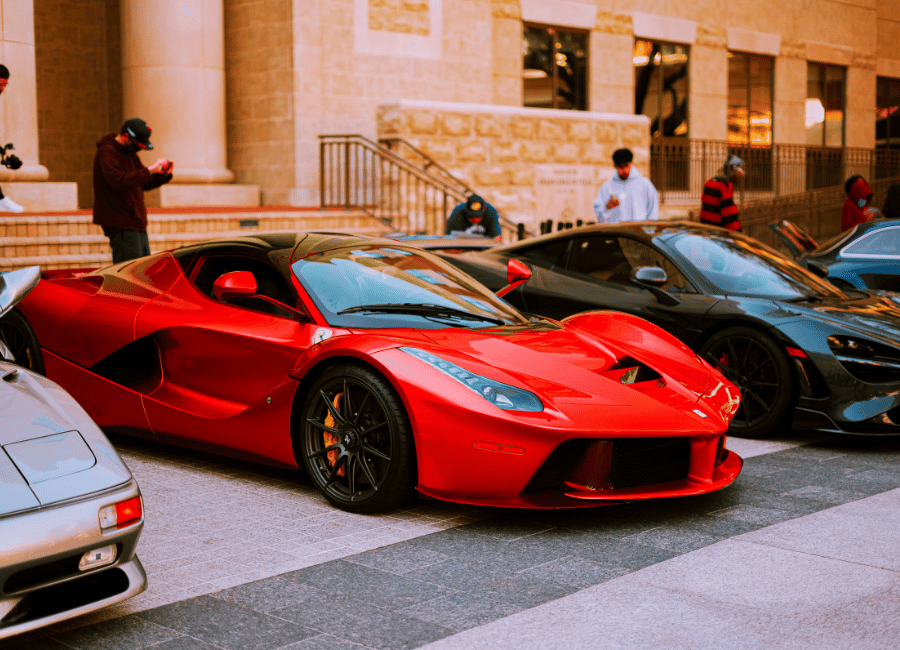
[134,257,321,466]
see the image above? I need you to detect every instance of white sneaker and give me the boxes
[0,196,24,213]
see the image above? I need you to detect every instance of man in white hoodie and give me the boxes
[592,148,658,224]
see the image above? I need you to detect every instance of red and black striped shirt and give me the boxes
[699,176,741,231]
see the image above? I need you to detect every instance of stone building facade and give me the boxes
[0,0,897,229]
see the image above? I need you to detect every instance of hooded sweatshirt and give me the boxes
[592,166,659,224]
[92,133,171,231]
[841,177,874,232]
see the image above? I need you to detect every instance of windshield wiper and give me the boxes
[337,302,506,325]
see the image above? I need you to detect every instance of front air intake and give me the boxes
[609,437,690,488]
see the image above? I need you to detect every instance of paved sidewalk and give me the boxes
[5,433,898,649]
[423,487,900,650]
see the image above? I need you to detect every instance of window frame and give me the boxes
[806,62,846,148]
[633,38,690,138]
[522,22,590,111]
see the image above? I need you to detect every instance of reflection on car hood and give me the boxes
[779,291,900,346]
[419,316,736,429]
[0,362,132,514]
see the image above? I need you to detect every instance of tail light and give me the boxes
[99,496,143,530]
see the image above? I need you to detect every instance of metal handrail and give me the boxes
[378,137,476,196]
[320,134,528,240]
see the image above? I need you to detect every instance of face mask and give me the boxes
[123,143,141,155]
[858,199,867,208]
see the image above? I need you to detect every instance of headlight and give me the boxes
[828,335,900,383]
[400,347,543,412]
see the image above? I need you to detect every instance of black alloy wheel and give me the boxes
[0,309,44,374]
[699,326,793,439]
[301,365,416,513]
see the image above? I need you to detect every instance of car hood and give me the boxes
[777,290,900,346]
[416,315,738,429]
[0,363,133,515]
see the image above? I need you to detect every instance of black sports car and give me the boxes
[444,220,900,438]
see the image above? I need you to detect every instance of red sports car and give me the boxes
[2,233,742,513]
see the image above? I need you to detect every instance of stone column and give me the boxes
[491,0,522,106]
[589,12,634,114]
[122,0,258,205]
[0,0,48,183]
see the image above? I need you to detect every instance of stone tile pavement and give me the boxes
[4,432,899,649]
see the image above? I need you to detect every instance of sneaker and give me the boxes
[0,196,23,213]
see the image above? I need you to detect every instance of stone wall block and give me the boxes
[520,141,552,163]
[509,165,535,186]
[441,113,474,137]
[552,142,581,163]
[619,122,648,149]
[417,138,457,163]
[475,114,505,138]
[567,121,593,141]
[377,107,405,136]
[473,166,507,186]
[492,140,522,162]
[580,143,612,165]
[510,117,537,139]
[409,111,440,135]
[457,140,489,162]
[538,119,566,141]
[594,122,618,143]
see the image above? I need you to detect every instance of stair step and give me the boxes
[0,208,389,272]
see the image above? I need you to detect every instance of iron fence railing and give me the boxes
[319,135,527,241]
[651,138,900,205]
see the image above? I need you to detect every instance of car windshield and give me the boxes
[292,245,528,328]
[669,232,846,299]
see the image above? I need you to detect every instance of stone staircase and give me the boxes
[0,207,386,272]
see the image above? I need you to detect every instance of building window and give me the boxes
[727,52,773,146]
[876,76,900,177]
[633,40,689,137]
[522,24,588,110]
[728,52,774,191]
[806,63,845,147]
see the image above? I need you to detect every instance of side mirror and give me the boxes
[630,266,667,288]
[214,271,257,300]
[497,259,531,298]
[629,266,681,307]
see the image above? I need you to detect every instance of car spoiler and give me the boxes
[768,220,819,258]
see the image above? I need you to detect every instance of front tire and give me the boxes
[300,365,416,513]
[0,308,44,374]
[699,327,793,439]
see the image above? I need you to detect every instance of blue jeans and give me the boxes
[102,227,151,263]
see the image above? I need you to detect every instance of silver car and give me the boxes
[0,267,146,640]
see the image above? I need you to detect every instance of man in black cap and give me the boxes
[93,118,174,263]
[0,64,23,213]
[445,194,502,241]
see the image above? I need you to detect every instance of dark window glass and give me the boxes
[727,52,773,146]
[634,40,689,137]
[566,236,695,293]
[843,227,900,257]
[523,24,588,110]
[517,239,570,267]
[727,52,774,191]
[875,77,900,178]
[807,63,845,147]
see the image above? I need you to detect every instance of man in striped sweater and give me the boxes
[699,155,745,231]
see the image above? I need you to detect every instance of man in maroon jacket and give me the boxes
[93,118,173,263]
[699,155,744,232]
